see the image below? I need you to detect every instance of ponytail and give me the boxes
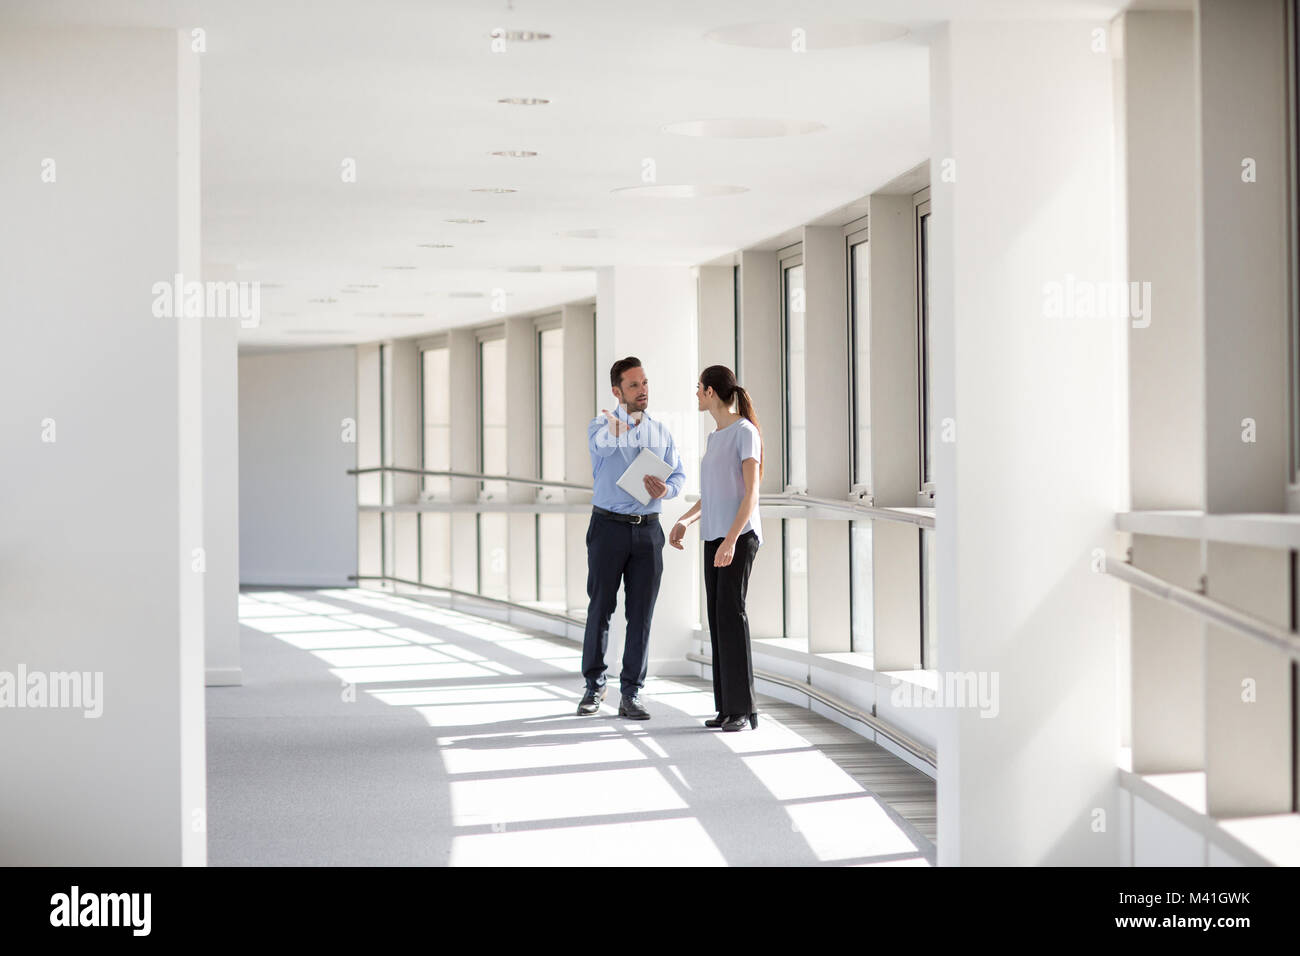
[733,385,764,479]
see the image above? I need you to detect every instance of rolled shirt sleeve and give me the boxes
[588,415,617,459]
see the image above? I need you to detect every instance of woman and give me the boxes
[669,365,763,732]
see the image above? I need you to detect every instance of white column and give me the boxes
[563,303,596,620]
[0,27,205,864]
[802,226,852,653]
[1197,0,1293,817]
[595,267,699,677]
[388,339,420,582]
[447,329,479,594]
[506,313,538,603]
[1118,10,1204,772]
[865,192,922,670]
[737,250,785,638]
[930,20,1122,866]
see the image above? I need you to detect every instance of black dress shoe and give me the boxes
[576,687,606,716]
[618,694,650,720]
[720,712,758,732]
[704,713,726,728]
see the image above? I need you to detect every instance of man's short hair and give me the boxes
[610,356,642,389]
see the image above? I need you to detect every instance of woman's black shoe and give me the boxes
[704,713,725,728]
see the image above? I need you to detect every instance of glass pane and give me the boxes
[419,513,451,588]
[921,527,937,668]
[851,241,871,489]
[478,513,508,599]
[479,338,507,498]
[536,513,566,607]
[421,347,451,498]
[850,520,873,655]
[919,211,932,488]
[539,327,565,482]
[784,264,806,491]
[783,518,808,642]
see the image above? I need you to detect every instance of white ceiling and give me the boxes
[3,0,1128,348]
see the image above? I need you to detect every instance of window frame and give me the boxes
[778,245,805,492]
[914,188,934,504]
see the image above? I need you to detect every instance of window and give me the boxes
[847,226,873,654]
[536,322,565,607]
[780,249,809,642]
[478,334,508,598]
[849,232,871,489]
[915,188,935,667]
[478,336,507,499]
[915,190,933,500]
[420,345,451,499]
[781,254,807,491]
[418,343,451,588]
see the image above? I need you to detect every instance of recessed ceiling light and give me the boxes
[307,297,339,304]
[447,292,485,298]
[490,30,551,42]
[704,21,908,49]
[506,264,596,273]
[470,187,517,193]
[498,97,550,105]
[346,283,380,289]
[490,150,537,158]
[353,312,426,318]
[663,118,827,138]
[445,218,486,224]
[285,329,351,335]
[611,184,748,198]
[382,265,418,270]
[418,243,454,249]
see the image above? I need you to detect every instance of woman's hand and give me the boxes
[669,521,687,550]
[713,536,736,567]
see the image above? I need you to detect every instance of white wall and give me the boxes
[238,347,358,586]
[0,26,205,865]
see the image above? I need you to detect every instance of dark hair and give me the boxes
[699,364,763,478]
[610,356,642,389]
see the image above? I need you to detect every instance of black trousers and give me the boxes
[703,531,760,716]
[581,512,664,696]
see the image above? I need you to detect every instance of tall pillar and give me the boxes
[447,329,479,594]
[1197,0,1293,817]
[737,250,785,638]
[563,303,596,619]
[594,267,698,677]
[506,314,538,603]
[0,27,205,864]
[802,227,852,653]
[388,339,420,582]
[930,20,1122,865]
[865,192,922,670]
[1118,10,1205,772]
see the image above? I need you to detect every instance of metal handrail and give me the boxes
[349,575,584,628]
[759,491,936,529]
[348,466,593,493]
[1103,558,1300,663]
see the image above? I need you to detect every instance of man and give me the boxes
[578,356,685,719]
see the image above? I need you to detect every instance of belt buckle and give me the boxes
[631,514,643,525]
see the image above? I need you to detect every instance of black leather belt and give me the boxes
[593,505,659,525]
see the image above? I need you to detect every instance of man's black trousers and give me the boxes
[581,512,664,696]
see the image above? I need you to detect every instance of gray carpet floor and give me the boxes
[206,587,937,866]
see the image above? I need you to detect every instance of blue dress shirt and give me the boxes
[587,405,686,514]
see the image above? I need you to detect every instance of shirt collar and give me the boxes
[617,405,652,426]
